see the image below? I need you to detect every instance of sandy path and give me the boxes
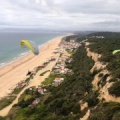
[80,110,90,120]
[0,36,62,98]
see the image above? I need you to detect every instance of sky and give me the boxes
[0,0,120,31]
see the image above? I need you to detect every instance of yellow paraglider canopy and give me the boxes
[20,40,39,55]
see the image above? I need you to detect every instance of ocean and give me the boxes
[0,31,65,68]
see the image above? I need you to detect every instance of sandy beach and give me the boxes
[0,36,62,98]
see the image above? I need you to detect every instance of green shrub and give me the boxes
[100,74,109,87]
[108,81,120,97]
[0,96,16,110]
[91,69,102,77]
[108,78,118,82]
[112,111,120,120]
[98,73,104,77]
[40,70,50,76]
[0,116,5,120]
[89,102,120,120]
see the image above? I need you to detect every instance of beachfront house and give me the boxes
[60,69,66,74]
[32,98,40,105]
[61,61,65,66]
[56,67,67,73]
[91,36,104,38]
[53,78,64,86]
[38,88,47,94]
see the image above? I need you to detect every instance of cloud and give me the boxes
[0,0,120,31]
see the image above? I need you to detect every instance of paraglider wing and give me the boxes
[20,40,39,55]
[112,50,120,55]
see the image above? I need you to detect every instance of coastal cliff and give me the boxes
[80,32,120,120]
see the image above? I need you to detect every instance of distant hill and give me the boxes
[87,31,120,38]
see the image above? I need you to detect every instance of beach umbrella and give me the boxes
[112,49,120,55]
[20,40,39,55]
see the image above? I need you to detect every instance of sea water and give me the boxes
[0,31,65,68]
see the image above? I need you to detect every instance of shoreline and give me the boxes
[0,36,63,98]
[0,37,56,70]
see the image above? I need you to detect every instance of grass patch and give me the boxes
[25,75,34,83]
[18,92,33,102]
[23,94,33,101]
[40,70,50,76]
[42,74,64,85]
[0,96,16,110]
[12,88,24,95]
[108,81,120,97]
